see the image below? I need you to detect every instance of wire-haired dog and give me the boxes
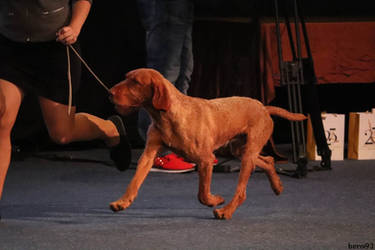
[109,68,306,219]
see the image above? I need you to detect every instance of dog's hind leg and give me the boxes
[213,149,257,220]
[256,155,283,195]
[213,121,273,220]
[197,153,225,207]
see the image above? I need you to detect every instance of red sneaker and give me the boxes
[151,153,196,173]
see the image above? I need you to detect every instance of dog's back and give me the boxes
[159,95,273,152]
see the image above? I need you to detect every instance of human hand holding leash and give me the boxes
[56,26,79,45]
[56,0,91,45]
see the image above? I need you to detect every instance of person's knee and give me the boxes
[0,101,13,133]
[48,128,73,145]
[0,80,23,133]
[0,97,5,122]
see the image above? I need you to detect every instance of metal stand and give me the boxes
[273,0,331,178]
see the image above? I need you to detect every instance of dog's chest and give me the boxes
[158,124,189,148]
[156,117,198,146]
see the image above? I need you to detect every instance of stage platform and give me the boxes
[1,146,374,249]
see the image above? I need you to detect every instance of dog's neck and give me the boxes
[143,84,185,129]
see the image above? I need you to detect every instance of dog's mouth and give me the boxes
[108,94,134,115]
[114,104,137,116]
[108,93,139,116]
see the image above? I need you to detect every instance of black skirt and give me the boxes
[0,33,81,105]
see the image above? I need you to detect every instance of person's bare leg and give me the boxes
[38,97,119,146]
[0,79,23,200]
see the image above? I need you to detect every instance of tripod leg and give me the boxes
[296,0,331,169]
[273,0,309,178]
[288,81,308,177]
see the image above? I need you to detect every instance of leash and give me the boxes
[66,44,111,115]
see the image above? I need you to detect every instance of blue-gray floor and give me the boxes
[1,147,374,250]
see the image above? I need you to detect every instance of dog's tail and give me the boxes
[266,106,307,121]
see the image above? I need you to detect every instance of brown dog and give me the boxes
[109,68,306,219]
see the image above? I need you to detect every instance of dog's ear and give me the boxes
[126,68,171,111]
[151,79,171,111]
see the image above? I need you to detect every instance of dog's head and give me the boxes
[109,68,171,115]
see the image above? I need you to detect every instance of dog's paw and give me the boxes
[272,180,284,195]
[213,208,232,220]
[211,195,225,207]
[109,200,130,212]
[199,194,225,207]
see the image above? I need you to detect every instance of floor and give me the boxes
[0,146,374,250]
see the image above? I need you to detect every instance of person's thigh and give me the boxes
[146,0,194,85]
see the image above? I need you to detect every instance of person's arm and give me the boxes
[56,0,92,45]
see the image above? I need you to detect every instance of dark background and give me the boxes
[12,0,375,155]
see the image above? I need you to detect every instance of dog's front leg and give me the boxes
[197,157,225,207]
[110,134,162,212]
